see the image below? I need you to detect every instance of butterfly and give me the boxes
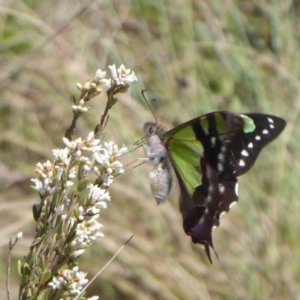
[143,111,286,263]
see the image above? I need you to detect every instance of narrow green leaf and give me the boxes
[31,237,42,247]
[23,263,31,276]
[65,229,77,244]
[42,270,51,283]
[77,179,89,192]
[62,169,68,184]
[57,216,64,235]
[49,233,57,253]
[73,203,79,220]
[59,232,66,246]
[77,165,85,180]
[17,260,23,276]
[51,192,59,209]
[94,123,99,134]
[36,292,46,300]
[39,255,45,271]
[32,204,41,221]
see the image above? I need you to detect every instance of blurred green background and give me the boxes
[0,0,298,299]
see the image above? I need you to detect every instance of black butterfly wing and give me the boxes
[165,112,286,262]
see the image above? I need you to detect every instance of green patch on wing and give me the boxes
[166,125,203,197]
[240,114,256,133]
[213,112,227,133]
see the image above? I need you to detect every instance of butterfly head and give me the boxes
[143,122,157,138]
[144,122,167,140]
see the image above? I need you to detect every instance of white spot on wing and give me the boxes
[219,184,225,194]
[255,135,261,140]
[220,211,226,218]
[241,149,249,157]
[235,183,239,196]
[199,216,205,224]
[262,129,269,134]
[239,159,246,167]
[270,124,275,129]
[211,137,216,147]
[229,201,237,209]
[268,117,274,123]
[218,162,223,171]
[248,142,253,148]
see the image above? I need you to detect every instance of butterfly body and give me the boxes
[143,123,173,204]
[144,111,286,263]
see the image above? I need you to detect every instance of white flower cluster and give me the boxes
[74,64,137,108]
[68,184,110,258]
[91,141,127,187]
[31,132,127,196]
[48,266,98,299]
[31,160,64,196]
[31,131,128,259]
[72,98,88,113]
[94,64,137,91]
[24,63,137,300]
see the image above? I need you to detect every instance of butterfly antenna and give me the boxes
[141,89,158,125]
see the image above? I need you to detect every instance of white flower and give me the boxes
[86,131,95,142]
[104,141,114,155]
[108,64,138,86]
[16,232,23,239]
[72,102,88,113]
[117,64,138,83]
[86,207,100,215]
[49,267,88,295]
[79,156,90,163]
[71,249,85,258]
[95,201,108,209]
[63,137,83,150]
[88,184,110,203]
[48,276,62,290]
[55,166,64,181]
[68,169,77,179]
[101,173,114,187]
[80,107,88,113]
[101,78,112,91]
[94,151,110,166]
[95,232,104,238]
[56,204,65,215]
[49,184,59,195]
[75,270,89,286]
[94,69,106,81]
[31,178,45,195]
[117,146,128,156]
[76,82,83,91]
[110,160,125,175]
[52,148,70,164]
[108,64,118,79]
